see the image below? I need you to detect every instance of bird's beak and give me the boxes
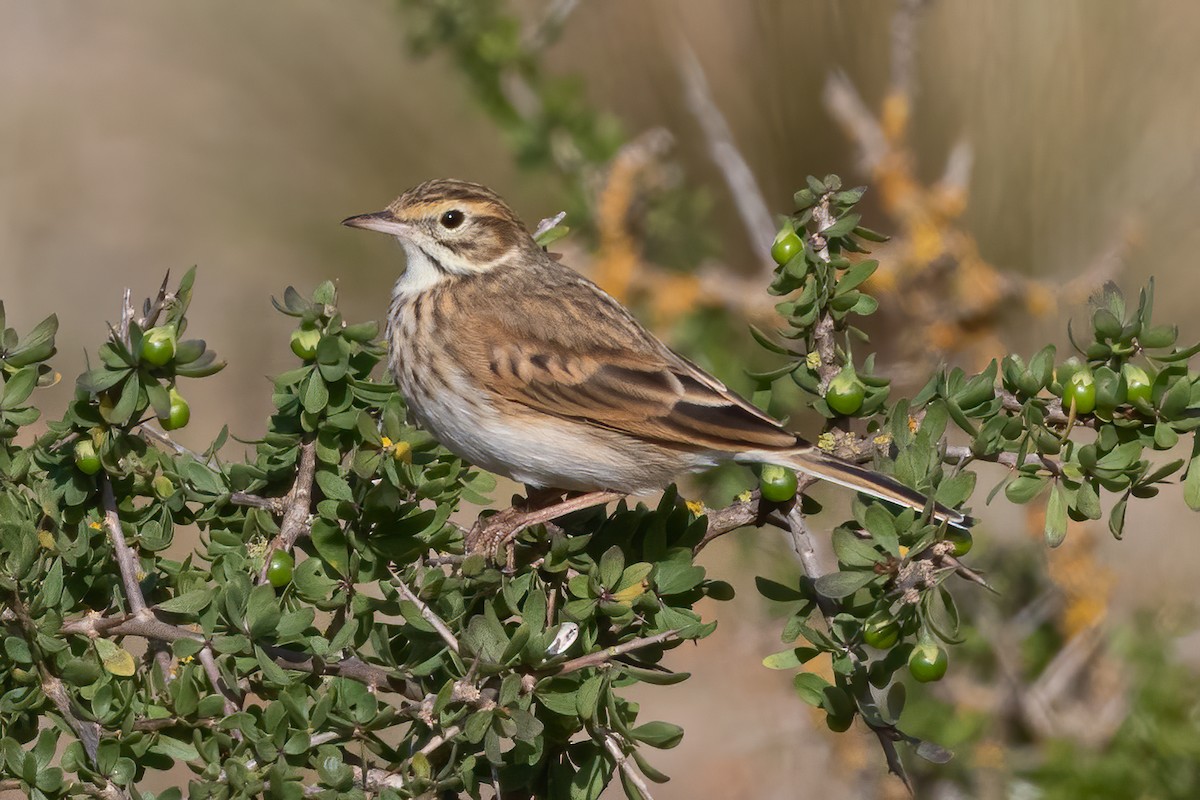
[341,210,409,236]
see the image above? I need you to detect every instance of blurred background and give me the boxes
[4,0,1200,797]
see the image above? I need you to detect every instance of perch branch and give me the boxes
[549,629,681,676]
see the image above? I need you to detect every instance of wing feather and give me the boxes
[451,267,798,453]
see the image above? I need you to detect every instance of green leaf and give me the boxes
[814,570,875,599]
[792,672,832,707]
[0,367,37,410]
[1109,495,1128,539]
[93,638,136,677]
[831,527,881,567]
[935,472,977,509]
[835,260,878,296]
[314,470,353,502]
[302,373,329,415]
[1074,480,1102,520]
[149,735,200,762]
[1005,475,1048,504]
[576,675,603,721]
[629,721,684,750]
[599,545,624,588]
[762,647,820,670]
[822,212,861,238]
[246,584,282,639]
[754,577,804,602]
[1044,483,1068,547]
[311,519,348,577]
[1186,449,1200,511]
[157,590,213,615]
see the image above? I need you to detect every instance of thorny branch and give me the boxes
[394,576,461,655]
[99,474,174,685]
[549,629,682,677]
[256,439,318,582]
[60,611,421,700]
[602,730,656,800]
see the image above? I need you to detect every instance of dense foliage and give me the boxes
[1,176,1198,799]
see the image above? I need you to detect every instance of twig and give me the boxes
[889,0,926,98]
[257,439,317,582]
[229,492,287,512]
[100,474,174,684]
[824,71,887,170]
[676,39,776,271]
[601,731,655,800]
[783,501,838,620]
[549,629,681,676]
[395,577,460,655]
[417,724,463,757]
[943,444,1063,477]
[872,726,914,794]
[524,0,581,51]
[138,422,206,463]
[198,646,241,719]
[100,476,149,616]
[61,610,420,699]
[693,489,789,554]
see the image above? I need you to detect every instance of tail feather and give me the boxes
[771,448,973,529]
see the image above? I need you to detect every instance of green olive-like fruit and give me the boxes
[945,528,973,557]
[74,439,101,475]
[863,618,901,650]
[1066,369,1096,415]
[759,464,799,503]
[160,388,191,431]
[908,642,949,682]
[1123,364,1152,406]
[826,369,866,416]
[140,326,176,367]
[825,712,854,732]
[266,549,295,588]
[770,226,803,266]
[290,325,321,360]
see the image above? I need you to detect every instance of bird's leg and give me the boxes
[467,490,625,564]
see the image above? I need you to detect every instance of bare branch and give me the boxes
[824,71,887,170]
[229,492,287,513]
[139,422,207,463]
[394,577,461,655]
[550,629,681,676]
[676,39,776,270]
[257,439,317,582]
[889,0,927,98]
[417,724,463,758]
[198,646,241,719]
[783,500,839,620]
[524,0,581,51]
[100,476,148,616]
[602,731,655,800]
[100,474,174,684]
[944,444,1063,478]
[61,610,420,700]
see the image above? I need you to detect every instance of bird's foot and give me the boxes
[465,490,627,568]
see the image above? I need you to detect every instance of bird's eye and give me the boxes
[439,209,465,229]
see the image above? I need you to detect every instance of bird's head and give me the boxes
[342,179,537,287]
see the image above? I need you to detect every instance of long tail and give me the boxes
[762,447,973,529]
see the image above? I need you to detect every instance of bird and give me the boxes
[342,179,970,549]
